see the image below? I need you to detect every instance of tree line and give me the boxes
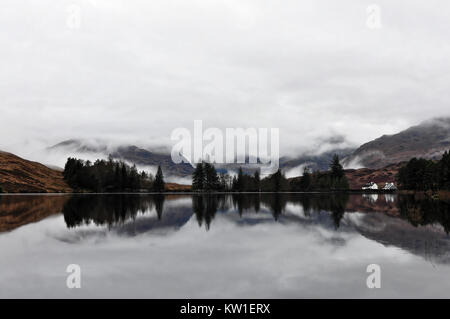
[396,150,450,191]
[63,157,165,192]
[191,154,349,192]
[62,154,349,193]
[290,154,349,191]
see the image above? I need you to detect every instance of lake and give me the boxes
[0,193,449,298]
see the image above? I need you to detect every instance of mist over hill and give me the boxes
[48,139,354,178]
[45,117,450,180]
[343,118,450,169]
[49,140,194,178]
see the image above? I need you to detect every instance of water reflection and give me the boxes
[398,195,450,234]
[0,195,69,232]
[56,193,450,266]
[192,195,220,230]
[63,194,166,228]
[1,192,450,298]
[53,193,450,235]
[2,193,450,251]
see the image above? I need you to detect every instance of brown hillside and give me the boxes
[165,183,192,192]
[0,151,71,193]
[344,162,403,190]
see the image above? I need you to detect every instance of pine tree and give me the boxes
[204,162,219,191]
[153,165,165,192]
[192,163,205,191]
[236,167,244,192]
[329,154,349,190]
[273,169,283,192]
[439,151,450,190]
[300,166,311,190]
[121,163,128,189]
[254,170,260,192]
[330,154,344,179]
[114,163,121,190]
[232,176,238,191]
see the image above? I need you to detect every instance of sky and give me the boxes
[1,0,450,161]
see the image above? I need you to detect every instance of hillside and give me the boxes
[343,118,450,169]
[165,183,192,192]
[287,162,401,191]
[281,148,355,172]
[112,145,194,176]
[344,162,403,190]
[50,140,195,177]
[47,117,450,181]
[0,151,71,193]
[50,139,356,176]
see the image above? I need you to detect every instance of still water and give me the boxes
[0,193,449,298]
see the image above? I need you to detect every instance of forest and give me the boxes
[62,154,350,193]
[63,157,165,192]
[191,154,349,192]
[396,151,450,191]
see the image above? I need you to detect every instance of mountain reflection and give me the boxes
[1,193,449,238]
[58,193,450,234]
[1,192,450,265]
[57,193,450,264]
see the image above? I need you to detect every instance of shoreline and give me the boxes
[0,190,398,195]
[2,190,450,197]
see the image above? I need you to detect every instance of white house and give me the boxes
[382,182,396,190]
[362,182,378,190]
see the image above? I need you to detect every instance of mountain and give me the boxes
[49,139,109,153]
[49,139,355,177]
[280,148,355,173]
[0,151,71,193]
[49,140,195,177]
[343,118,450,169]
[49,116,450,179]
[111,146,194,176]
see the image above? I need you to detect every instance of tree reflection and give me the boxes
[261,193,288,220]
[62,193,352,230]
[232,194,262,217]
[397,195,450,234]
[154,194,165,220]
[284,193,349,229]
[63,195,164,228]
[60,193,450,234]
[192,194,227,230]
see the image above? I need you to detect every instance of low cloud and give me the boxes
[1,0,450,164]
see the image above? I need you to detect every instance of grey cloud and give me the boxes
[1,0,450,162]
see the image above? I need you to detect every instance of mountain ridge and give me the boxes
[49,139,355,176]
[343,117,450,169]
[43,117,450,178]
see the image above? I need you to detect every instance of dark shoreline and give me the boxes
[3,190,450,197]
[0,190,397,195]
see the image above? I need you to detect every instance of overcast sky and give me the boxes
[1,0,450,160]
